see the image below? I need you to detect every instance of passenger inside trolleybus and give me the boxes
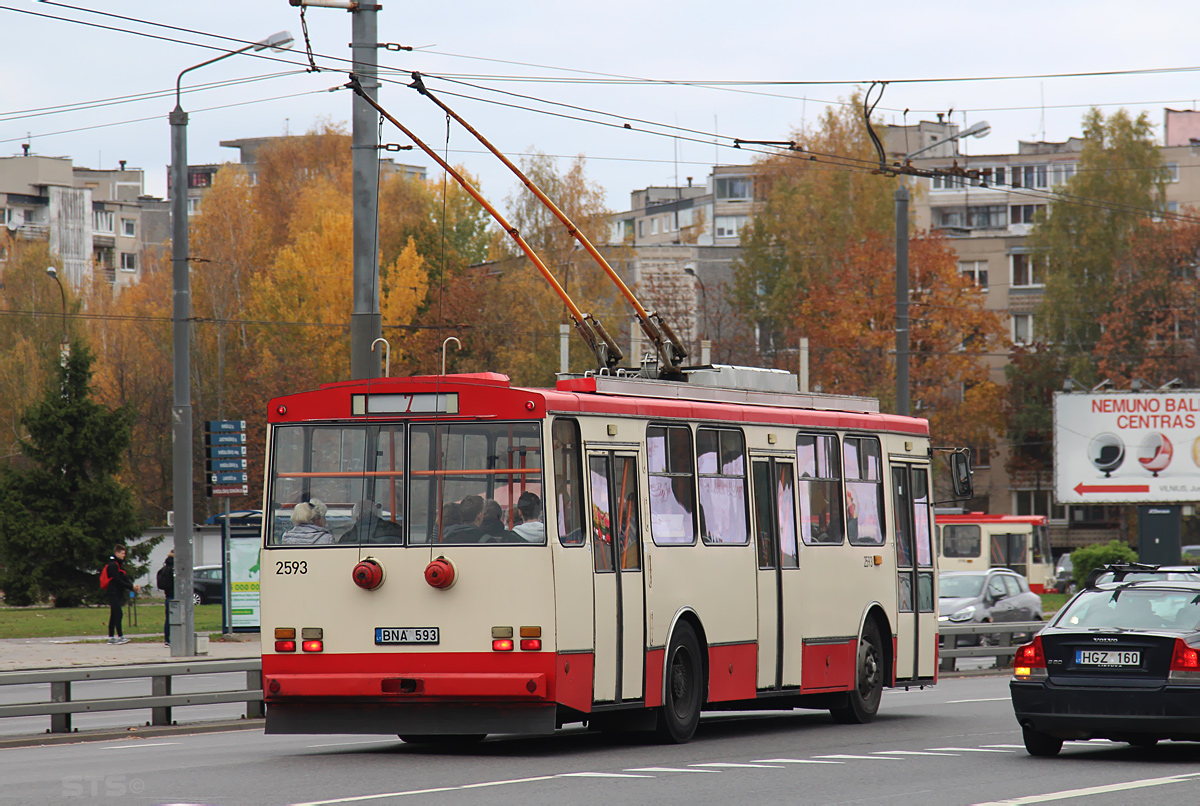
[337,499,403,544]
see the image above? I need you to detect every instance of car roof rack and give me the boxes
[1085,562,1200,588]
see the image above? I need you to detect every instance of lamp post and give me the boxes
[44,266,68,367]
[170,31,292,657]
[683,266,711,365]
[895,120,990,417]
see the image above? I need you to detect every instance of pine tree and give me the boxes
[0,342,147,607]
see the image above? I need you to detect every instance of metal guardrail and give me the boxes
[0,659,263,734]
[939,620,1043,670]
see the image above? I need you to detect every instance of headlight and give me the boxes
[947,605,977,622]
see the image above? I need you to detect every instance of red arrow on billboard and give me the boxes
[1074,482,1150,495]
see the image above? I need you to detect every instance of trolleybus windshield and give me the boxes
[266,421,544,546]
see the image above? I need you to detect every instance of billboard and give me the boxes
[1054,390,1200,504]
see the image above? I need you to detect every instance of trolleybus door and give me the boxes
[892,463,937,680]
[752,458,800,690]
[587,451,645,703]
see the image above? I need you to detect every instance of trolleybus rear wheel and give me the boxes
[655,622,702,743]
[831,620,883,724]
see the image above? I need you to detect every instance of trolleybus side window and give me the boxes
[552,418,585,546]
[647,424,697,545]
[796,433,843,545]
[408,422,543,545]
[696,427,749,545]
[942,525,981,558]
[844,436,886,547]
[267,424,405,545]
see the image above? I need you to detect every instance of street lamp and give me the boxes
[895,120,990,417]
[169,31,293,658]
[683,266,711,365]
[45,266,68,366]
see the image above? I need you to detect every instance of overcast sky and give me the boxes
[3,0,1198,214]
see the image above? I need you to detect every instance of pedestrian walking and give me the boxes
[101,545,139,644]
[157,550,175,646]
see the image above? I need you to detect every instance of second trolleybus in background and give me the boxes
[258,365,972,743]
[936,513,1053,592]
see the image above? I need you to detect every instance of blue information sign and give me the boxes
[210,459,247,472]
[211,472,249,484]
[208,445,246,459]
[205,432,246,446]
[207,420,247,432]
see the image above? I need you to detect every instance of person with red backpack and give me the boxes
[101,545,139,644]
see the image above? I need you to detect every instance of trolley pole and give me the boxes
[349,2,382,380]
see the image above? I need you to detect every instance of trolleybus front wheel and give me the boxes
[831,620,883,724]
[655,622,703,743]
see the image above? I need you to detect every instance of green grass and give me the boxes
[0,603,225,639]
[1040,592,1070,616]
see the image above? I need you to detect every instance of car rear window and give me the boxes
[1057,588,1200,631]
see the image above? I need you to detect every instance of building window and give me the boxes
[990,166,1006,187]
[187,197,201,215]
[959,261,988,290]
[935,206,1006,230]
[1050,163,1076,186]
[970,445,991,467]
[1010,204,1045,225]
[1012,165,1048,189]
[120,252,137,272]
[1012,314,1034,345]
[1011,252,1043,287]
[715,215,747,238]
[121,219,136,237]
[715,176,753,201]
[1014,489,1065,523]
[637,219,645,238]
[1167,163,1180,182]
[650,217,659,235]
[188,170,212,189]
[94,210,114,233]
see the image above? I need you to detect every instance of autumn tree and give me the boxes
[1033,108,1170,354]
[732,94,896,359]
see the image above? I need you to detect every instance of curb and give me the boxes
[0,718,264,749]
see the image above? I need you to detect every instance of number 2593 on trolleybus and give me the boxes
[259,366,970,743]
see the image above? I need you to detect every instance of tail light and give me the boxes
[302,640,324,652]
[1013,636,1047,680]
[492,638,514,651]
[520,638,542,651]
[1169,638,1200,684]
[275,640,297,652]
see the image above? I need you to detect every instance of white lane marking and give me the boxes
[690,762,785,768]
[814,754,902,760]
[307,739,398,748]
[927,747,1013,753]
[947,697,1011,704]
[559,772,654,779]
[289,775,557,805]
[971,772,1200,805]
[981,744,1025,749]
[626,767,717,773]
[872,750,959,756]
[102,742,178,750]
[754,758,844,764]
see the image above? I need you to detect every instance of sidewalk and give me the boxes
[0,634,260,671]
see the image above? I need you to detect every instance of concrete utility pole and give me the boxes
[895,185,910,418]
[350,2,381,380]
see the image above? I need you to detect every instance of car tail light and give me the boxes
[492,638,514,651]
[302,640,324,652]
[275,640,297,652]
[1169,638,1200,684]
[520,638,542,651]
[1013,636,1047,680]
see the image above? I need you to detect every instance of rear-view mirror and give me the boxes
[951,452,973,500]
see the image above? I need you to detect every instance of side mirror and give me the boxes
[950,452,973,500]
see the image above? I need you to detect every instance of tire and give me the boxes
[1127,737,1159,748]
[192,591,202,606]
[1022,725,1063,757]
[398,734,486,745]
[655,622,703,743]
[831,620,884,724]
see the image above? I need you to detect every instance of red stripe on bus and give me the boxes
[644,648,665,708]
[801,640,855,692]
[555,653,594,712]
[707,643,758,702]
[266,671,550,701]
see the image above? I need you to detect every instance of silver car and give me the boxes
[939,569,1043,649]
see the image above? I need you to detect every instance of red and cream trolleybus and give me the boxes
[936,513,1053,592]
[260,366,961,743]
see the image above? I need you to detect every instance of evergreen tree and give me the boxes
[0,342,147,607]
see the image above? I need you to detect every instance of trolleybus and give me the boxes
[259,366,967,742]
[936,513,1053,592]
